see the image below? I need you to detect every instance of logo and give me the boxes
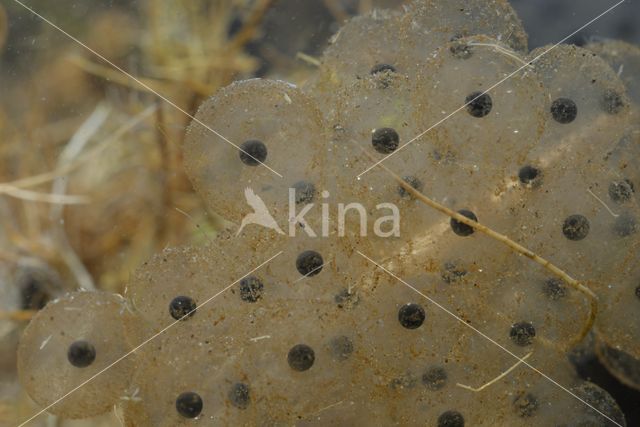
[236,188,285,236]
[237,188,400,237]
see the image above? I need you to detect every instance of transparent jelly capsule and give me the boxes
[183,79,327,226]
[596,340,640,391]
[309,9,405,110]
[261,233,370,303]
[347,262,602,426]
[413,36,547,198]
[518,128,637,268]
[592,260,640,359]
[125,239,274,337]
[234,306,361,423]
[483,261,594,351]
[326,51,542,258]
[324,72,443,257]
[401,233,592,352]
[122,294,365,426]
[603,126,640,208]
[121,328,240,426]
[403,0,528,55]
[587,40,640,106]
[598,124,640,311]
[339,35,546,256]
[352,279,470,387]
[17,292,136,419]
[481,344,618,426]
[526,44,632,161]
[123,240,353,425]
[503,164,634,274]
[121,305,264,426]
[489,376,626,426]
[311,0,528,107]
[217,227,366,305]
[435,360,588,426]
[565,381,627,426]
[500,127,640,360]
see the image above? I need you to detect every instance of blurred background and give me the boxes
[511,0,640,48]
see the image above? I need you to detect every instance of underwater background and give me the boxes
[1,1,640,426]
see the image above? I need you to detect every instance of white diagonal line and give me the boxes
[293,261,328,283]
[357,0,626,178]
[17,251,283,427]
[12,0,283,178]
[356,250,622,426]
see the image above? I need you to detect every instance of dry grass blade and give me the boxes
[323,0,350,22]
[227,0,277,50]
[0,105,157,191]
[0,186,89,204]
[69,55,172,94]
[296,52,321,67]
[457,352,533,392]
[0,309,36,321]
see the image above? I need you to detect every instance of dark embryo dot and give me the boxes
[229,383,250,409]
[450,42,472,59]
[67,340,96,368]
[518,165,541,186]
[513,392,539,417]
[334,288,360,309]
[609,179,634,203]
[438,410,465,427]
[239,139,267,166]
[288,344,315,371]
[20,276,51,310]
[602,89,625,114]
[372,128,400,154]
[510,321,536,346]
[296,250,324,276]
[239,275,264,303]
[465,92,492,118]
[329,335,354,361]
[450,210,478,237]
[422,366,448,390]
[292,181,316,204]
[370,63,396,74]
[551,98,577,123]
[441,262,467,284]
[613,214,637,237]
[169,296,197,320]
[398,303,426,329]
[398,175,423,198]
[176,391,203,418]
[562,214,590,241]
[542,278,567,300]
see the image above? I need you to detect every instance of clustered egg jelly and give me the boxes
[17,0,639,425]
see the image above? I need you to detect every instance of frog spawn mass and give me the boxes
[16,0,640,425]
